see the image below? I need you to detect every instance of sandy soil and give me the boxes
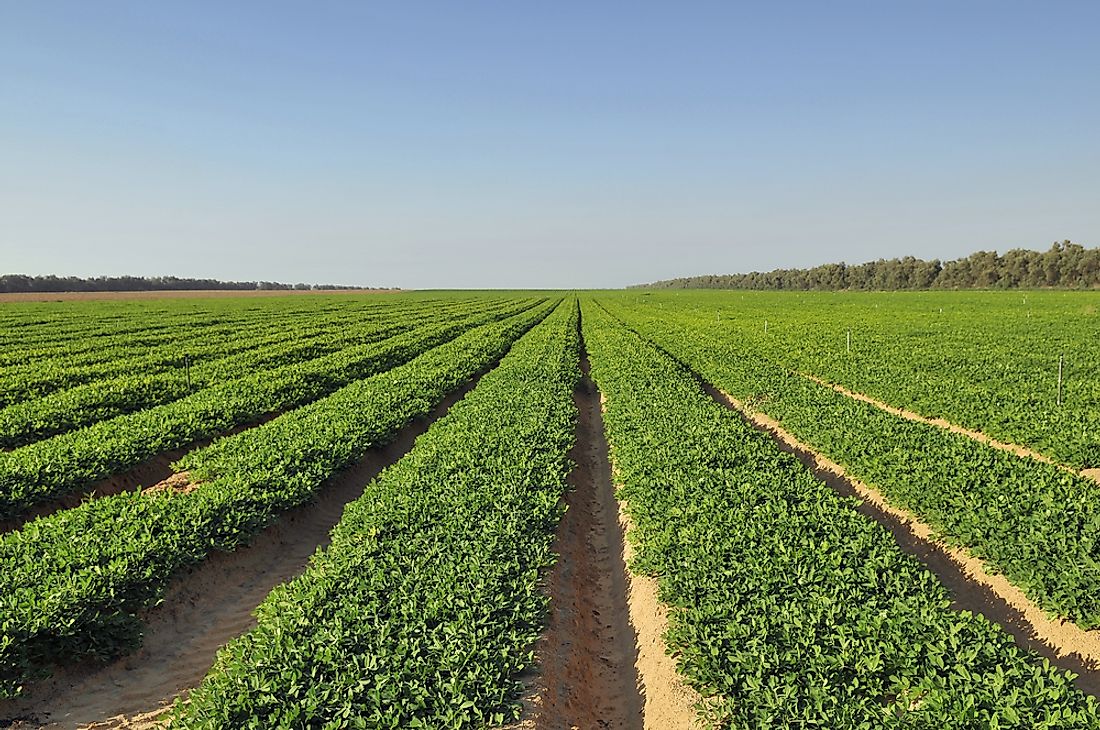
[598,388,699,728]
[707,383,1100,698]
[802,372,1100,484]
[141,472,198,496]
[0,449,181,535]
[0,379,483,729]
[505,353,700,730]
[615,507,700,729]
[507,367,643,729]
[0,290,396,303]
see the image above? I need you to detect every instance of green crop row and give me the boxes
[582,300,1099,728]
[0,300,492,447]
[0,296,484,406]
[0,295,489,361]
[0,302,323,368]
[0,321,400,447]
[0,298,543,520]
[173,299,580,728]
[0,300,556,698]
[0,312,350,406]
[0,292,404,353]
[603,290,1100,468]
[604,299,1100,629]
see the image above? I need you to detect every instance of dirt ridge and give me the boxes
[506,347,700,729]
[615,501,701,728]
[601,395,700,729]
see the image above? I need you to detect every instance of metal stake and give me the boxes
[1057,353,1064,407]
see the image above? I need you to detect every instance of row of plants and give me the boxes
[0,295,479,360]
[172,299,580,727]
[0,298,543,520]
[762,313,1100,470]
[0,314,353,401]
[0,290,410,351]
[610,290,1100,468]
[582,300,1099,728]
[0,300,557,698]
[0,296,482,406]
[603,299,1100,629]
[0,300,478,446]
[0,301,331,369]
[0,322,392,446]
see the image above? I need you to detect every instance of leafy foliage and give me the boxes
[0,301,555,698]
[641,241,1100,290]
[172,300,580,727]
[0,296,507,408]
[602,294,1100,628]
[606,290,1100,467]
[0,299,542,519]
[582,300,1099,728]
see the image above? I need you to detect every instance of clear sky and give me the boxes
[2,1,1098,288]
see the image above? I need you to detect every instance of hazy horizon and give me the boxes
[3,2,1098,288]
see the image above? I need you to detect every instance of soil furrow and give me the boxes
[522,352,644,728]
[0,376,486,729]
[508,344,697,729]
[800,371,1100,484]
[697,378,1100,698]
[596,308,1100,698]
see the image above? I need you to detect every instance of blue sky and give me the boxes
[2,1,1098,288]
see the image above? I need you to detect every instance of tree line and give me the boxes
[0,275,379,294]
[640,241,1100,290]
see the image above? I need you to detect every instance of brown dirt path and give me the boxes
[506,352,698,729]
[0,378,484,730]
[707,383,1100,698]
[508,360,644,729]
[598,390,700,728]
[801,372,1100,485]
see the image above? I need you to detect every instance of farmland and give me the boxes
[1,289,1099,728]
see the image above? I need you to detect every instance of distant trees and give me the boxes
[640,241,1100,290]
[0,275,379,294]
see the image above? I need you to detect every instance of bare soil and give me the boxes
[0,290,397,303]
[802,372,1100,484]
[507,362,644,729]
[0,378,483,729]
[615,506,700,728]
[506,352,701,729]
[708,383,1100,698]
[141,472,198,496]
[0,345,702,729]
